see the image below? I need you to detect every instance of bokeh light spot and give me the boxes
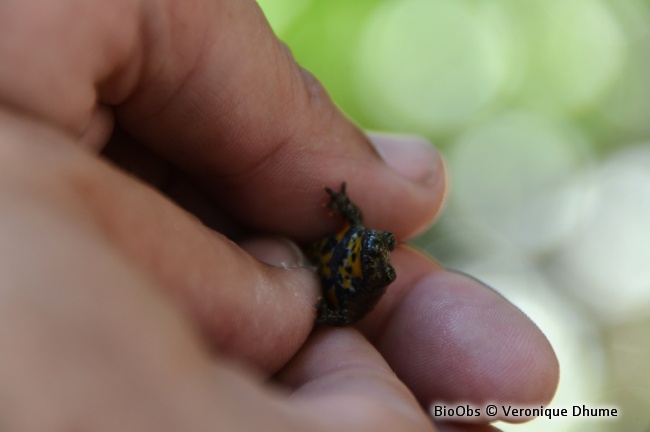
[355,0,512,134]
[522,0,626,113]
[554,145,650,321]
[448,111,589,253]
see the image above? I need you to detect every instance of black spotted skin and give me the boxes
[308,183,397,326]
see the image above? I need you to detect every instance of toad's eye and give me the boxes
[384,265,396,283]
[384,232,396,251]
[366,243,381,257]
[364,231,395,256]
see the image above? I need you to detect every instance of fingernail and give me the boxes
[368,132,440,184]
[239,237,309,269]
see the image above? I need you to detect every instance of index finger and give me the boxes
[114,0,446,241]
[1,0,445,241]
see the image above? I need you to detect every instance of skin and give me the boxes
[0,1,559,431]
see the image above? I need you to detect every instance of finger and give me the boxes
[277,328,436,432]
[357,247,559,414]
[1,0,445,242]
[0,110,318,373]
[101,131,248,239]
[0,180,414,432]
[113,0,447,241]
[0,156,216,431]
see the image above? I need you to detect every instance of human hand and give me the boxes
[0,1,558,431]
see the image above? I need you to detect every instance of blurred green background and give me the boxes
[257,0,650,430]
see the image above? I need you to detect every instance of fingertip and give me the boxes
[79,104,114,152]
[238,236,309,269]
[365,132,448,240]
[375,268,559,408]
[367,132,441,186]
[300,131,447,242]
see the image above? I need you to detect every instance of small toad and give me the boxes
[307,183,396,326]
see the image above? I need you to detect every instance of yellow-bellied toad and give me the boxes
[308,183,396,326]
